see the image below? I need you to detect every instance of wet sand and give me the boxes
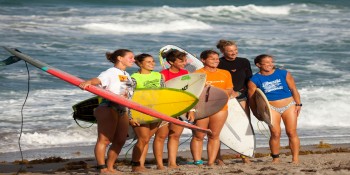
[1,142,349,174]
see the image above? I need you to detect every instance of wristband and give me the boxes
[189,109,196,112]
[295,103,302,106]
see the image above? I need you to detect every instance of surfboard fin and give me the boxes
[0,56,21,66]
[1,48,22,66]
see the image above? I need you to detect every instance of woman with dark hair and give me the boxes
[129,53,164,172]
[153,49,192,169]
[79,49,135,174]
[190,50,233,166]
[248,54,301,164]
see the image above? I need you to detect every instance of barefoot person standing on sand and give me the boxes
[153,49,193,169]
[79,49,135,174]
[190,50,233,166]
[248,54,302,164]
[129,53,164,172]
[216,39,253,164]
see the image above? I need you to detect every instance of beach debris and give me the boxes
[317,141,332,148]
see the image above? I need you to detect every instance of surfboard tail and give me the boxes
[3,46,211,134]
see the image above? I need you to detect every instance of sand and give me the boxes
[1,142,349,175]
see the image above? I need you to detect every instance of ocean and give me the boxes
[0,0,349,162]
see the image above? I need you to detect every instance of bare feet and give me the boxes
[242,158,251,164]
[99,168,123,175]
[272,158,280,164]
[216,159,225,166]
[206,163,215,167]
[157,165,166,170]
[132,166,148,172]
[168,164,180,169]
[291,160,300,164]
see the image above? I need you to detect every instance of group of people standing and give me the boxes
[79,39,302,174]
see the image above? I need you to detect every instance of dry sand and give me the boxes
[1,142,349,175]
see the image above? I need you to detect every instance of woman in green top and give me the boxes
[129,53,164,172]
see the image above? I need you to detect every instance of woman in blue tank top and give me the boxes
[248,54,302,164]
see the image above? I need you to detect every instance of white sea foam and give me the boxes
[81,19,212,34]
[298,86,350,127]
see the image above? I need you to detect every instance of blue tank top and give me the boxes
[250,69,292,101]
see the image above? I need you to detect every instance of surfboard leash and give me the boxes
[72,115,95,128]
[2,48,29,174]
[257,121,271,138]
[124,140,137,159]
[17,60,30,175]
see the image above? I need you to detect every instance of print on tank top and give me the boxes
[262,79,283,93]
[143,79,160,88]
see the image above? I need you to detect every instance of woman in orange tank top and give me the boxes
[189,50,233,166]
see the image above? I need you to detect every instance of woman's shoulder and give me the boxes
[274,68,288,75]
[217,68,230,75]
[180,69,189,74]
[160,69,168,74]
[131,72,140,77]
[195,68,205,73]
[151,71,162,76]
[100,67,117,75]
[250,72,262,80]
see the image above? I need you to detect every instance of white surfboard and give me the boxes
[165,73,206,97]
[159,45,203,73]
[255,88,273,127]
[220,98,255,157]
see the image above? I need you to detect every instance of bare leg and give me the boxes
[167,123,184,168]
[282,106,300,164]
[269,110,282,163]
[190,118,208,163]
[139,122,159,167]
[153,123,169,170]
[107,111,129,173]
[215,148,225,165]
[94,107,124,174]
[131,124,152,172]
[207,110,227,166]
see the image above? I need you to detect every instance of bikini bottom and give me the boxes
[270,101,296,114]
[100,99,128,116]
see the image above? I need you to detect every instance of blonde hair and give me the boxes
[216,39,237,51]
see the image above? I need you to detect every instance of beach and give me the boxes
[1,0,350,174]
[1,142,349,174]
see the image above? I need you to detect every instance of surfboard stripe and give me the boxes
[3,47,211,133]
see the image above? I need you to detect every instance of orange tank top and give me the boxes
[195,68,233,111]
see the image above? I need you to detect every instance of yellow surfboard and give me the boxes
[72,88,198,124]
[131,88,198,124]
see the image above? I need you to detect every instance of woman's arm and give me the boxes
[247,80,259,118]
[79,77,101,89]
[286,72,302,116]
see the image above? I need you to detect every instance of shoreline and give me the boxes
[1,142,349,174]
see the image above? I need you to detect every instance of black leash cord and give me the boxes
[16,61,30,175]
